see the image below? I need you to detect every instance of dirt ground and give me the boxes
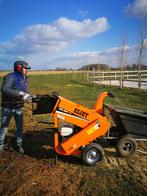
[0,122,147,196]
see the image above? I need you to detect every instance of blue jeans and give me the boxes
[0,107,24,149]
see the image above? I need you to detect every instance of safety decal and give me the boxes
[87,124,99,135]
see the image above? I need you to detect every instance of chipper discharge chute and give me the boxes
[32,91,114,166]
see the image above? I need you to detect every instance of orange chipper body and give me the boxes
[49,91,112,156]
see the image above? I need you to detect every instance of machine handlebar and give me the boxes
[51,91,59,98]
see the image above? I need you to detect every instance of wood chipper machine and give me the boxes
[32,91,114,166]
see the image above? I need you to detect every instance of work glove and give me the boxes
[18,91,32,102]
[23,93,32,102]
[18,91,25,97]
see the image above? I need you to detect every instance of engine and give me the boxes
[59,123,80,141]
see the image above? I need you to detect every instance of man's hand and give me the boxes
[23,93,32,102]
[18,91,32,102]
[18,91,25,97]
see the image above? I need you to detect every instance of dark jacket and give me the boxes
[1,71,28,108]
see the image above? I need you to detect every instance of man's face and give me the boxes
[22,67,28,75]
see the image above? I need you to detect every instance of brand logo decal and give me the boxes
[74,108,88,118]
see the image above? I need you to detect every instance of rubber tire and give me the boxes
[116,135,137,157]
[81,143,105,166]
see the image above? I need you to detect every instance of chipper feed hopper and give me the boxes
[32,91,114,166]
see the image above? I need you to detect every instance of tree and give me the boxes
[137,24,147,87]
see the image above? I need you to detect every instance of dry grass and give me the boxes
[0,70,85,77]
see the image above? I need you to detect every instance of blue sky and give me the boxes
[0,0,147,70]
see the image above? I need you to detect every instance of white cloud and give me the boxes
[40,51,101,70]
[0,42,147,70]
[100,45,135,56]
[124,0,147,19]
[99,43,147,66]
[0,16,146,70]
[0,17,109,69]
[0,17,109,55]
[55,17,109,39]
[29,43,147,70]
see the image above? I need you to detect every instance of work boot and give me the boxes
[17,146,24,154]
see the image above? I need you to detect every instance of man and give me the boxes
[0,60,32,154]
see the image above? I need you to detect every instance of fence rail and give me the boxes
[87,70,147,89]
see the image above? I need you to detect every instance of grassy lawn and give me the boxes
[0,73,147,111]
[28,73,147,111]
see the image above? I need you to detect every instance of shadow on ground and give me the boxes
[6,129,83,165]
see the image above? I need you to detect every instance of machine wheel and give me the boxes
[81,143,105,166]
[116,135,137,157]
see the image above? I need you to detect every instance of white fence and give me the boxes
[87,70,147,89]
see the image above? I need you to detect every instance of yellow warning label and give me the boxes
[87,125,98,135]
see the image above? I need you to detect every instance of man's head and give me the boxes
[14,60,31,75]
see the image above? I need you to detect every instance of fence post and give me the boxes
[86,71,89,82]
[109,72,111,85]
[138,72,141,88]
[92,68,95,84]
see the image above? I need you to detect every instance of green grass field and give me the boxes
[29,73,147,111]
[0,73,147,111]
